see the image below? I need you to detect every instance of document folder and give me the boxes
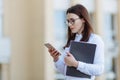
[66,41,96,78]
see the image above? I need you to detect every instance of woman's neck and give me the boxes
[77,23,84,34]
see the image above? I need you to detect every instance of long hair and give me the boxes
[64,4,94,48]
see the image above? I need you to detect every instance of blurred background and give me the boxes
[0,0,120,80]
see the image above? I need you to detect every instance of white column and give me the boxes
[4,0,30,80]
[94,0,105,80]
[44,0,55,80]
[94,0,104,36]
[1,64,9,80]
[116,0,120,80]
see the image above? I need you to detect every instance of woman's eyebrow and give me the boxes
[67,18,74,20]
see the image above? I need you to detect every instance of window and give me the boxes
[53,0,69,79]
[54,10,66,80]
[103,13,118,80]
[0,0,10,64]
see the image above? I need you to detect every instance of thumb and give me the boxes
[67,52,71,56]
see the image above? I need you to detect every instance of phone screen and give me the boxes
[44,43,61,55]
[44,43,55,49]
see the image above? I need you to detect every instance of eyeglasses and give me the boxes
[65,18,80,26]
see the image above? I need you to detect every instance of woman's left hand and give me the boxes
[64,52,78,67]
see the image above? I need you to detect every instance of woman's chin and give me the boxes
[71,31,77,34]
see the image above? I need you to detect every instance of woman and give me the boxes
[48,4,104,80]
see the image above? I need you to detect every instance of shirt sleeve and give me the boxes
[54,56,65,75]
[54,48,69,75]
[76,35,104,76]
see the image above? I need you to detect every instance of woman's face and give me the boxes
[66,13,85,34]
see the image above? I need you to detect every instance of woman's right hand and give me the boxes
[48,48,61,62]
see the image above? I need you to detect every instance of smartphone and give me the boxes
[44,43,55,49]
[44,43,61,55]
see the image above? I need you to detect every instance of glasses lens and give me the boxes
[65,19,75,26]
[65,18,79,26]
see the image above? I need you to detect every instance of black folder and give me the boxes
[66,41,96,78]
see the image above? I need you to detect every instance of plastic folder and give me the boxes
[66,41,96,78]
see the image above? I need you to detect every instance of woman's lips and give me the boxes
[70,28,74,30]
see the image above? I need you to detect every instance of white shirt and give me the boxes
[55,33,104,80]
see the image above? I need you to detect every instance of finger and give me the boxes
[49,47,55,51]
[48,50,54,56]
[48,48,53,52]
[48,49,51,53]
[49,49,56,53]
[52,50,57,54]
[50,50,58,57]
[54,52,60,56]
[64,57,67,62]
[64,57,69,64]
[53,51,60,57]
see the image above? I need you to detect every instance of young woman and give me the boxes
[48,4,104,80]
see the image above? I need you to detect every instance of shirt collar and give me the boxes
[74,34,82,41]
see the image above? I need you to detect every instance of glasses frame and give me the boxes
[65,18,80,26]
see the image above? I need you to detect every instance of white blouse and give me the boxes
[55,33,104,80]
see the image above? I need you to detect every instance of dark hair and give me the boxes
[64,4,94,48]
